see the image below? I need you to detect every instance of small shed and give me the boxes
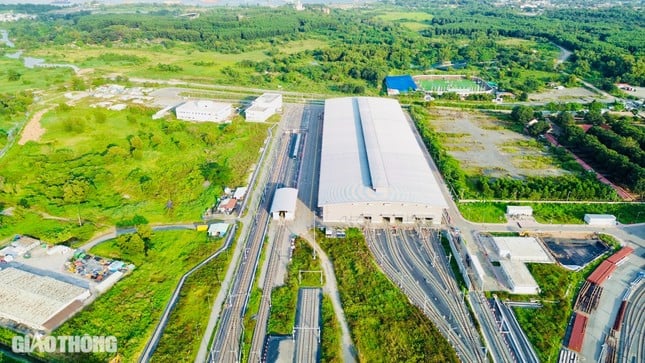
[233,187,248,200]
[208,223,229,238]
[507,206,533,217]
[584,214,616,226]
[270,188,298,220]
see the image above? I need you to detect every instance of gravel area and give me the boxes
[429,109,567,178]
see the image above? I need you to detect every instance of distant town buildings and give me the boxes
[0,12,37,22]
[175,100,233,123]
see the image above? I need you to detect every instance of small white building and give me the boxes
[270,188,298,220]
[175,100,233,122]
[245,93,283,122]
[208,223,229,238]
[506,206,533,217]
[584,214,616,226]
[233,187,248,201]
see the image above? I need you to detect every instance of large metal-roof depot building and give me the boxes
[318,97,447,225]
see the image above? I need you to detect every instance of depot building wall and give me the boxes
[322,202,443,225]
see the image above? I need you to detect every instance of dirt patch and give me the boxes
[429,109,567,178]
[18,107,50,145]
[528,87,598,103]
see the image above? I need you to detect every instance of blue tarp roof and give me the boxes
[385,75,417,92]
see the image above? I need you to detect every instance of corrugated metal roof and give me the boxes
[318,97,448,207]
[568,312,588,352]
[606,246,634,265]
[385,75,418,92]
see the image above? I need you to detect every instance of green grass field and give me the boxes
[418,77,484,92]
[0,104,268,243]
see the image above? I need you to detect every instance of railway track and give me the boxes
[208,129,292,363]
[248,223,287,362]
[366,226,486,363]
[619,282,645,363]
[293,288,322,363]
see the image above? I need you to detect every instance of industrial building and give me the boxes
[583,214,616,226]
[318,97,447,225]
[498,260,541,295]
[271,188,298,220]
[492,237,552,262]
[175,100,233,122]
[0,267,90,332]
[490,236,554,294]
[245,93,283,122]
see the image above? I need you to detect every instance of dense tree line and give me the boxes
[413,4,643,87]
[477,175,618,201]
[609,119,645,150]
[587,126,645,168]
[554,113,645,195]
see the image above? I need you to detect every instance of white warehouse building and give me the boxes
[175,100,233,122]
[318,97,448,225]
[245,93,283,122]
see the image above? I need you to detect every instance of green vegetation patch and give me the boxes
[320,228,458,362]
[0,104,268,241]
[50,229,224,362]
[151,234,233,362]
[267,237,323,335]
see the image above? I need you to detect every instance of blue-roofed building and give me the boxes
[385,75,418,95]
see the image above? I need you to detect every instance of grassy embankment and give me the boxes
[458,201,644,224]
[319,228,459,362]
[151,225,238,362]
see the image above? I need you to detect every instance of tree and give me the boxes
[511,105,534,124]
[63,179,91,226]
[527,121,551,136]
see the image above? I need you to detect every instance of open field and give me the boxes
[151,240,233,362]
[418,78,483,93]
[0,57,74,94]
[528,87,598,103]
[428,109,566,178]
[319,229,459,362]
[0,103,268,242]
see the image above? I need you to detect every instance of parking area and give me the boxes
[543,237,609,270]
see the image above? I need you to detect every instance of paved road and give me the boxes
[293,288,322,363]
